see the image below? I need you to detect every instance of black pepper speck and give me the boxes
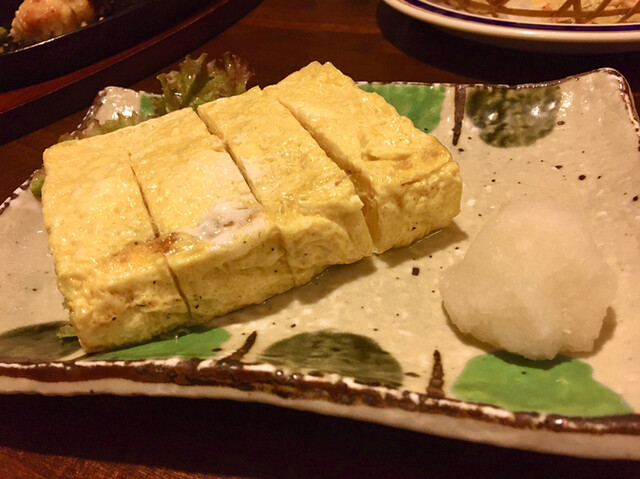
[578,174,586,180]
[412,267,420,276]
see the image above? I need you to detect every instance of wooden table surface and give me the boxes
[1,0,639,476]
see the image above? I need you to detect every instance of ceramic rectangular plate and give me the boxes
[0,69,638,459]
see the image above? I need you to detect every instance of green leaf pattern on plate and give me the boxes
[260,330,404,387]
[359,83,445,133]
[139,94,158,118]
[91,327,231,361]
[0,321,81,361]
[452,352,633,417]
[465,86,561,147]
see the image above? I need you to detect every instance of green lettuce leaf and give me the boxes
[151,52,253,115]
[59,52,252,142]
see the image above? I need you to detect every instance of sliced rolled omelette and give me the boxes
[265,61,462,253]
[197,87,373,285]
[41,139,190,352]
[121,108,295,320]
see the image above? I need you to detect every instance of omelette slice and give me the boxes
[122,109,295,320]
[265,61,462,253]
[197,87,373,285]
[41,139,190,352]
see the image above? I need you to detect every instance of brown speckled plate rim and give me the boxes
[0,69,638,440]
[0,333,639,436]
